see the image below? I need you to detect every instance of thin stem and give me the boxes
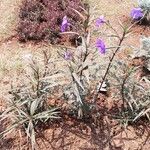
[93,16,142,103]
[100,32,125,88]
[93,30,127,103]
[105,21,120,39]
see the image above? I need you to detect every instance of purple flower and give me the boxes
[95,15,105,27]
[64,51,72,60]
[96,39,106,54]
[61,16,70,32]
[130,8,143,20]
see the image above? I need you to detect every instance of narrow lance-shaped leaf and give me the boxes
[72,72,85,91]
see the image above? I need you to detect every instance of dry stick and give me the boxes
[93,30,127,103]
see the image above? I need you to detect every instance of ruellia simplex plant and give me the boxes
[0,51,63,150]
[58,5,142,120]
[131,0,150,23]
[109,35,150,126]
[59,3,150,124]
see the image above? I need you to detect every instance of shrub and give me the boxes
[58,7,133,119]
[109,36,150,126]
[0,51,62,149]
[18,0,86,44]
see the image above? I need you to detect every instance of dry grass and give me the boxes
[0,0,23,40]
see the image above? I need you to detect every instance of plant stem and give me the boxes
[92,16,144,103]
[93,30,127,103]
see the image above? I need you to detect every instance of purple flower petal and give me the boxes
[95,15,105,27]
[130,8,143,20]
[96,39,106,54]
[61,16,70,32]
[64,51,72,60]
